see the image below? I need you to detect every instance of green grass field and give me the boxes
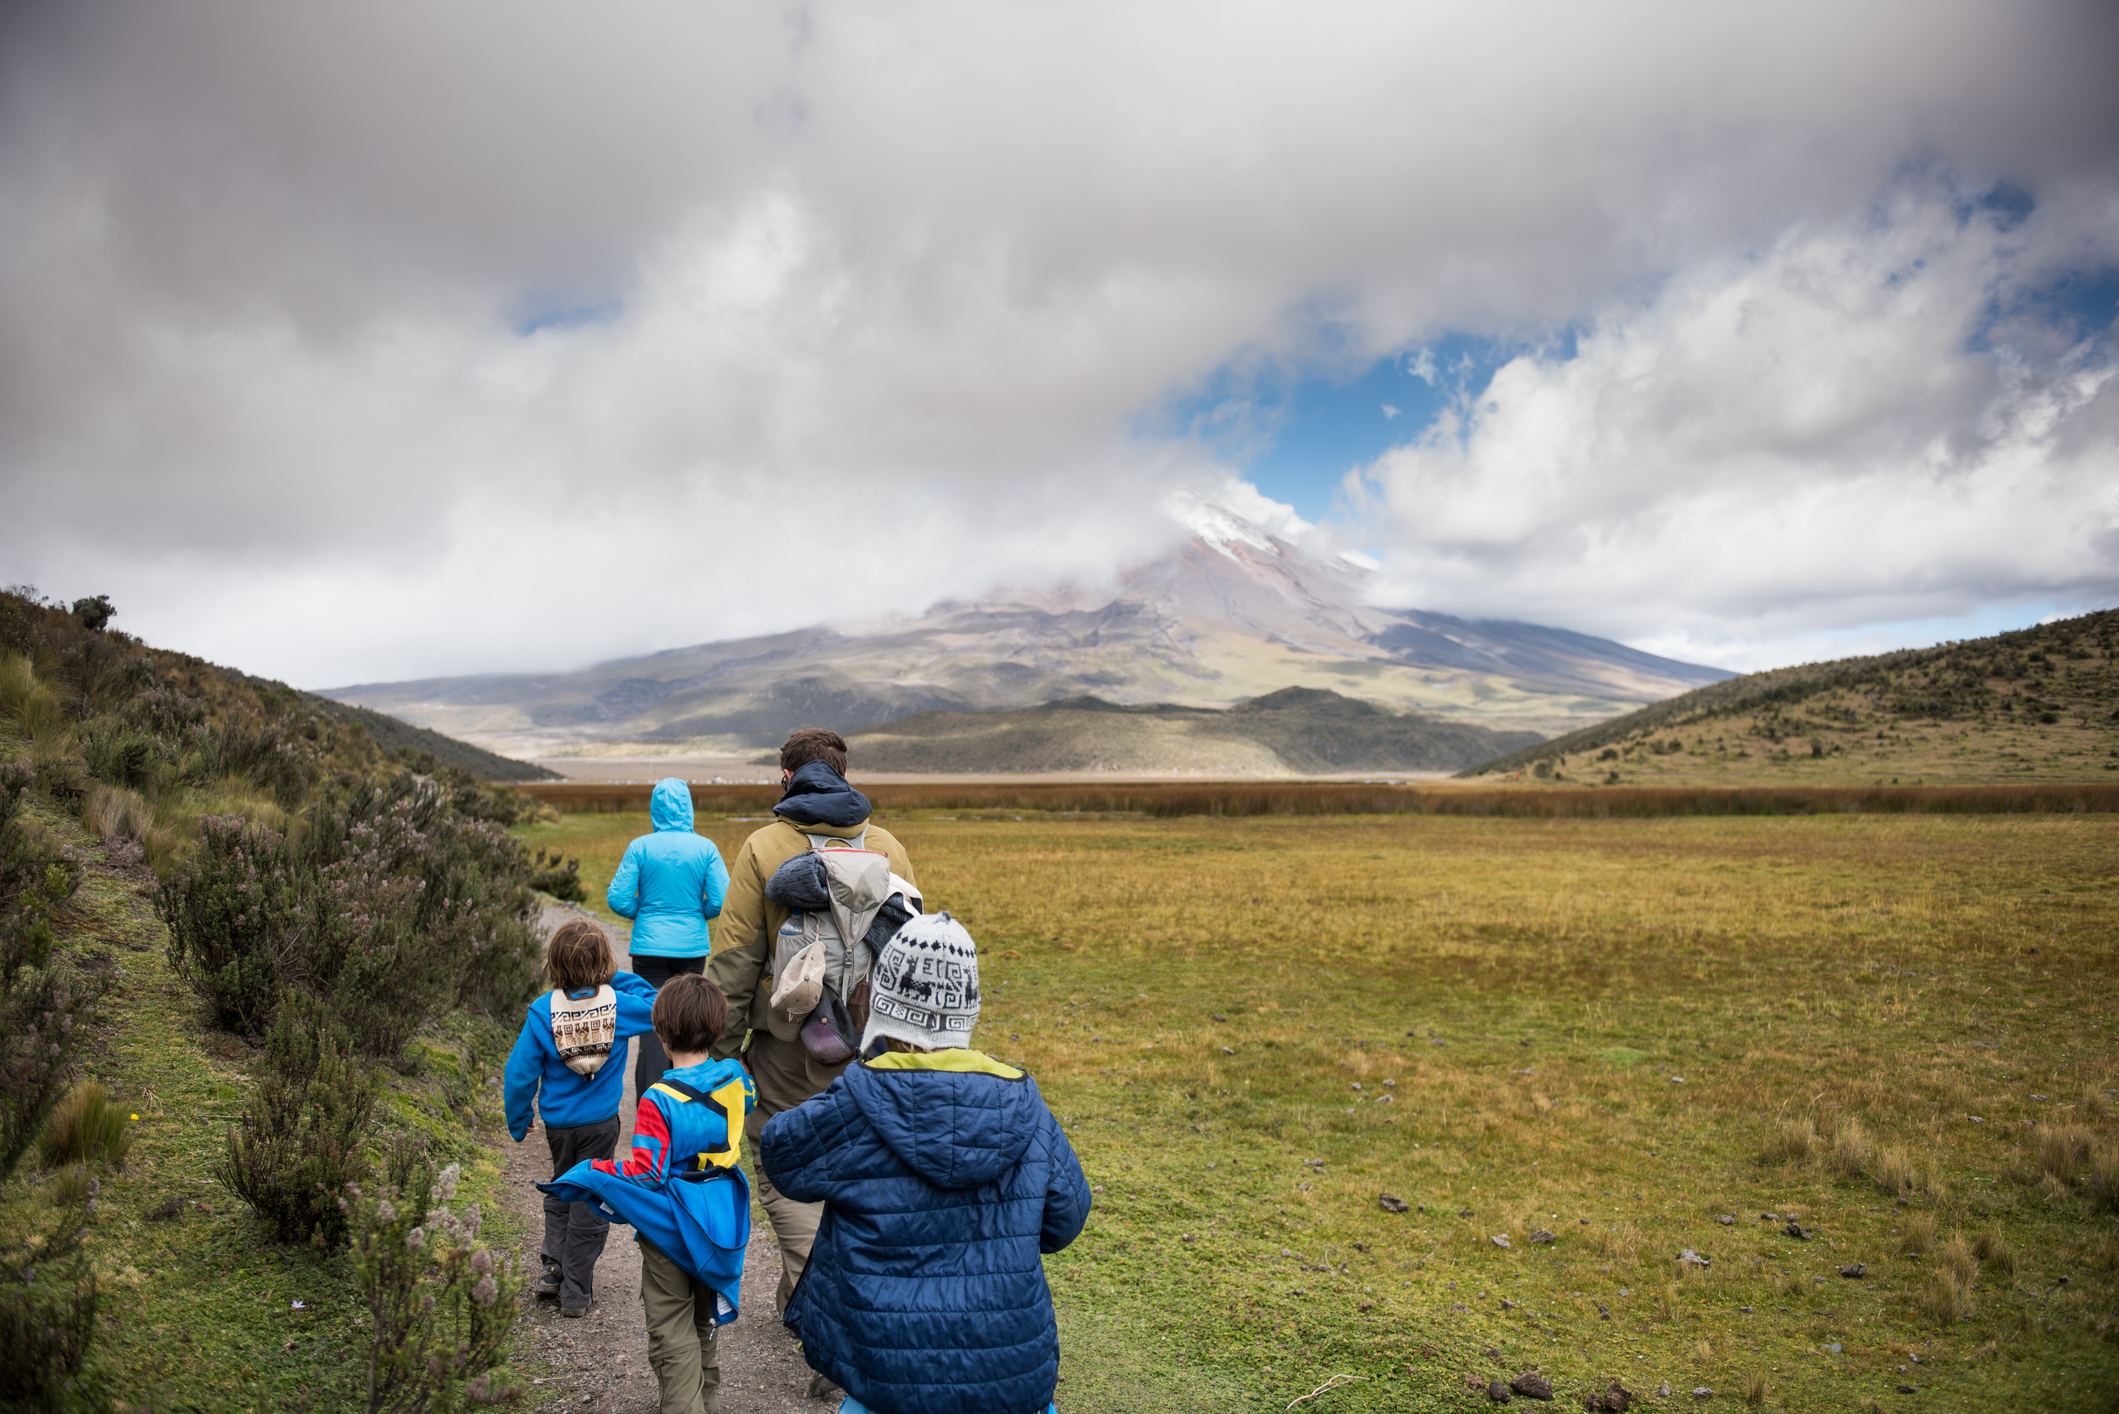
[518,807,2119,1412]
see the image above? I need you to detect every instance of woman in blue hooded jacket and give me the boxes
[610,777,731,1092]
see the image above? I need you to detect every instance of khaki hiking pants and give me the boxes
[751,1156,823,1313]
[639,1238,721,1414]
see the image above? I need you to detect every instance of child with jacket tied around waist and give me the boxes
[761,914,1091,1414]
[542,974,756,1414]
[503,919,660,1316]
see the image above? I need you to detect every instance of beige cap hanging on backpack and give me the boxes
[766,941,828,1041]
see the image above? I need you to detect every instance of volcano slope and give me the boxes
[517,801,2119,1413]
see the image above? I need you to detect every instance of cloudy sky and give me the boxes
[3,0,2116,687]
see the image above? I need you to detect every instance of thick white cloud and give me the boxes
[0,0,2114,684]
[1351,175,2119,666]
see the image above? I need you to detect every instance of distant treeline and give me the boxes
[513,780,2119,818]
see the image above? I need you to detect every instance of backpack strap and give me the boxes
[805,829,868,851]
[644,1075,745,1172]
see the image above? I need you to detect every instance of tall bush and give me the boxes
[214,993,377,1247]
[157,816,305,1039]
[346,1151,522,1413]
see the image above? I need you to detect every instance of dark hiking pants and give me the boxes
[631,954,707,1096]
[542,1114,621,1310]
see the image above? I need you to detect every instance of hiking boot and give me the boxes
[533,1260,562,1299]
[560,1301,590,1319]
[807,1372,843,1401]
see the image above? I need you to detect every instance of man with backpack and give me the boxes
[706,728,918,1330]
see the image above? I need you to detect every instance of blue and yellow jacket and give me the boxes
[539,1057,755,1320]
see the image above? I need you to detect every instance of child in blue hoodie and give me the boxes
[760,914,1090,1414]
[542,974,755,1414]
[504,918,659,1315]
[608,777,731,1096]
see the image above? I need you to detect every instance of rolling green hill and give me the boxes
[300,693,558,780]
[1460,606,2119,785]
[838,686,1544,774]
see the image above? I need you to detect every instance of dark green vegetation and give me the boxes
[301,696,558,782]
[515,778,2119,820]
[1465,607,2119,786]
[837,687,1545,774]
[521,808,2119,1412]
[0,588,545,1410]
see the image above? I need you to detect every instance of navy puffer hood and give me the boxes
[841,1058,1039,1190]
[773,761,871,829]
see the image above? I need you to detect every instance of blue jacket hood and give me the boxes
[651,778,695,832]
[773,762,871,829]
[841,1056,1041,1190]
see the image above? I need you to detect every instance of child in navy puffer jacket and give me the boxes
[504,918,659,1315]
[760,914,1090,1414]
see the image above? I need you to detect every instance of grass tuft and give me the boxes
[1831,1115,1870,1177]
[1745,1373,1768,1407]
[1922,1268,1973,1325]
[38,1080,132,1170]
[1772,1117,1818,1164]
[1902,1211,1936,1254]
[1936,1233,1979,1288]
[1872,1144,1913,1195]
[2037,1123,2091,1185]
[2086,1141,2119,1215]
[1972,1228,2016,1278]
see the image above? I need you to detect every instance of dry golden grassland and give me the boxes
[518,808,2119,1412]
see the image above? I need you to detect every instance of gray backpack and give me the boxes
[764,832,921,1062]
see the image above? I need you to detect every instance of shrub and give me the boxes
[0,1169,105,1413]
[526,849,585,903]
[158,816,306,1038]
[38,1083,130,1171]
[68,597,113,634]
[215,994,377,1247]
[76,718,165,794]
[347,1150,523,1413]
[0,764,99,1181]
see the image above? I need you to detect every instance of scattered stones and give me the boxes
[1500,1299,1517,1311]
[1583,1382,1634,1412]
[1351,1082,1363,1091]
[1783,1221,1813,1241]
[1897,1385,1918,1394]
[1528,1229,1557,1245]
[1460,1207,1477,1217]
[1677,1249,1711,1269]
[1738,1306,1752,1314]
[1596,1304,1610,1319]
[147,1195,185,1222]
[1451,1302,1471,1312]
[1669,1076,1685,1084]
[1305,1158,1326,1170]
[1509,1370,1554,1401]
[1484,1347,1506,1360]
[1716,1214,1735,1226]
[1379,1193,1410,1213]
[1357,1300,1375,1312]
[1211,1014,1226,1021]
[1822,1343,1843,1354]
[1760,1213,1779,1223]
[1488,1378,1514,1402]
[1656,1385,1671,1399]
[1221,1046,1235,1055]
[1180,1234,1195,1244]
[1692,1388,1713,1400]
[1492,1234,1513,1249]
[1839,1263,1868,1279]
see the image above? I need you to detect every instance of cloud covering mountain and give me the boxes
[1,0,2114,686]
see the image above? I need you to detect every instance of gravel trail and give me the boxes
[512,904,821,1414]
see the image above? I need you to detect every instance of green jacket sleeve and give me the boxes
[706,837,770,1060]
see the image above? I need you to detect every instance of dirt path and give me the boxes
[511,905,822,1414]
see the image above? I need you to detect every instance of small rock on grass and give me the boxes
[1528,1229,1557,1244]
[1492,1234,1513,1249]
[1583,1383,1633,1412]
[1839,1263,1867,1278]
[1509,1370,1554,1400]
[1379,1192,1410,1213]
[1488,1378,1514,1402]
[1784,1220,1814,1241]
[1692,1389,1714,1401]
[1716,1214,1735,1226]
[1677,1248,1710,1268]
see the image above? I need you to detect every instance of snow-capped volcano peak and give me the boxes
[1161,481,1317,560]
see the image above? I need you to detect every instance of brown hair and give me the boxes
[780,727,848,776]
[653,974,728,1055]
[545,919,615,992]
